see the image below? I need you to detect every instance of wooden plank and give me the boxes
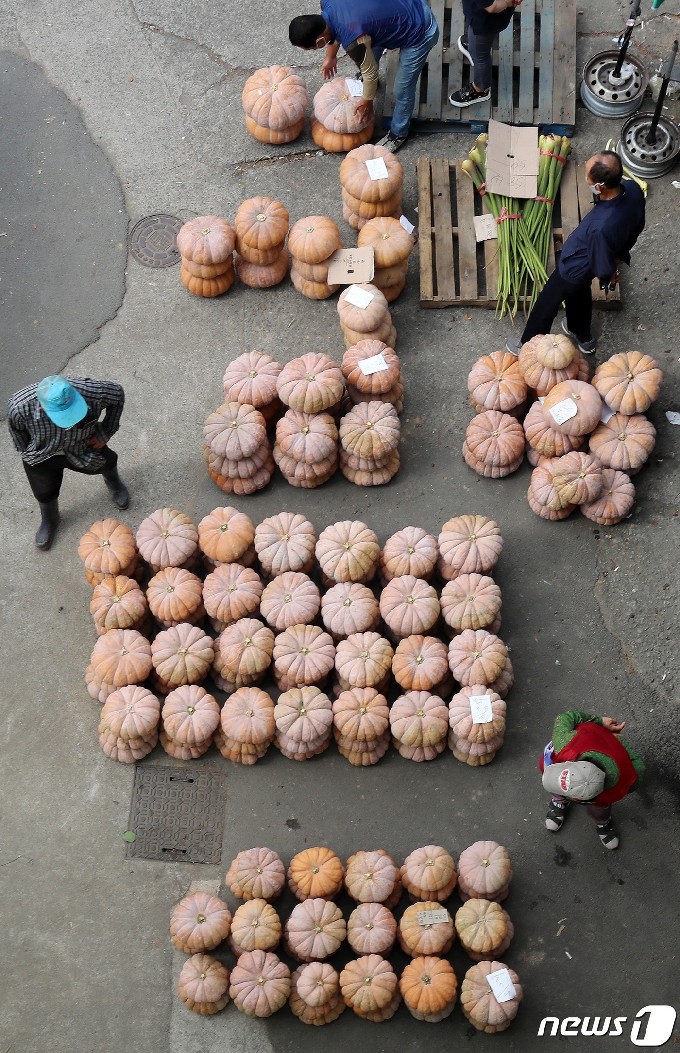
[430,158,457,301]
[495,19,515,122]
[518,0,536,124]
[424,0,446,119]
[552,0,576,125]
[455,161,478,299]
[559,160,580,242]
[443,0,466,118]
[416,159,435,302]
[536,2,555,124]
[482,197,499,299]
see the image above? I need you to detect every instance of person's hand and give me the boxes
[610,270,621,285]
[353,99,374,125]
[88,436,107,449]
[321,55,337,79]
[602,717,626,734]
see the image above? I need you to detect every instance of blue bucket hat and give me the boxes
[36,375,88,428]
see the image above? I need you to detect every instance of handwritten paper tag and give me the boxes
[358,353,388,376]
[365,157,389,180]
[473,214,498,242]
[487,969,517,1003]
[400,214,415,234]
[344,284,374,310]
[417,908,450,926]
[346,78,363,97]
[600,405,615,424]
[469,694,493,723]
[549,398,578,425]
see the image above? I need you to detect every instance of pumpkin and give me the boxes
[245,113,305,144]
[340,447,400,487]
[90,629,152,689]
[230,899,282,957]
[181,264,234,297]
[449,685,506,742]
[342,340,400,394]
[380,527,438,583]
[220,686,275,756]
[171,891,232,953]
[390,691,449,750]
[440,574,502,632]
[98,726,157,763]
[177,216,235,265]
[448,629,507,687]
[203,563,263,632]
[468,350,528,413]
[339,400,400,462]
[543,379,603,436]
[311,114,375,153]
[344,850,397,904]
[527,475,576,519]
[340,316,394,347]
[357,215,415,268]
[380,576,440,638]
[551,451,603,505]
[203,403,267,461]
[274,445,338,488]
[523,401,584,457]
[288,846,344,901]
[235,247,289,288]
[461,961,522,1033]
[518,334,579,395]
[260,572,321,631]
[288,216,342,264]
[274,685,333,751]
[342,187,403,219]
[276,409,338,464]
[321,582,380,641]
[226,847,286,902]
[347,903,397,955]
[284,899,346,962]
[589,412,655,472]
[216,618,275,684]
[399,902,454,957]
[290,962,345,1025]
[147,567,204,627]
[197,506,254,565]
[372,259,409,287]
[182,255,232,279]
[151,624,214,691]
[316,521,380,584]
[205,449,274,496]
[78,518,137,582]
[332,686,390,745]
[335,632,393,688]
[391,635,448,692]
[314,77,373,133]
[337,284,389,334]
[340,143,403,201]
[90,575,147,635]
[593,351,662,414]
[162,683,219,744]
[580,467,635,525]
[98,684,159,745]
[340,955,400,1020]
[400,956,458,1022]
[177,954,229,1015]
[455,900,513,961]
[292,256,333,282]
[254,512,315,576]
[229,950,291,1017]
[273,625,336,689]
[464,410,525,477]
[401,845,457,901]
[242,66,307,130]
[458,841,512,901]
[438,515,502,578]
[234,196,288,251]
[291,265,341,299]
[235,236,282,266]
[277,353,344,414]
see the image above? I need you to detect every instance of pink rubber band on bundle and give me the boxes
[534,196,555,203]
[478,181,487,196]
[497,207,521,222]
[540,150,567,163]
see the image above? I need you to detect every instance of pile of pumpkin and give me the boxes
[80,507,513,770]
[204,345,404,492]
[464,340,663,526]
[172,840,522,1031]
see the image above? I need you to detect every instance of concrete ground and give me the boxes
[0,0,679,1051]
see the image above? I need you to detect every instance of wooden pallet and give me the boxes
[416,159,622,310]
[384,0,576,134]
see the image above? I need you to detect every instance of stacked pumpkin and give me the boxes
[223,351,282,430]
[212,617,274,694]
[448,684,507,767]
[288,215,342,299]
[86,627,152,704]
[289,962,345,1025]
[203,401,273,495]
[274,352,344,485]
[342,339,404,415]
[274,686,334,760]
[160,684,220,759]
[150,624,215,695]
[380,526,439,584]
[226,846,286,902]
[254,512,316,578]
[398,902,455,957]
[390,690,449,762]
[358,216,416,302]
[455,898,514,961]
[214,685,275,764]
[283,899,346,963]
[392,635,453,699]
[98,684,159,762]
[234,197,289,289]
[272,624,335,692]
[78,518,140,586]
[90,574,149,636]
[198,506,256,571]
[345,849,402,909]
[332,686,390,765]
[339,399,401,486]
[468,350,528,419]
[321,581,380,641]
[229,900,282,957]
[440,571,502,640]
[458,840,513,902]
[288,846,344,900]
[136,508,200,574]
[462,961,523,1033]
[242,65,307,144]
[463,409,525,478]
[340,955,401,1021]
[311,77,374,153]
[177,215,235,297]
[334,631,393,700]
[337,282,396,350]
[172,891,233,1015]
[316,520,380,588]
[400,957,459,1022]
[339,144,403,232]
[401,844,458,903]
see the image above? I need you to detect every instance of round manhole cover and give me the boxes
[129,213,183,267]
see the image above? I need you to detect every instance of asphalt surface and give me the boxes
[0,1,679,1052]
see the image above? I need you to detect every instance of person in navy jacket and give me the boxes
[506,151,645,356]
[289,0,439,152]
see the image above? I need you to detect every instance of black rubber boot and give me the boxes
[102,467,129,509]
[35,500,60,550]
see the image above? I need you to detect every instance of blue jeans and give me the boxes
[374,7,440,138]
[468,25,495,92]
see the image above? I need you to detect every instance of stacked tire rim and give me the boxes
[358,216,415,302]
[337,282,395,349]
[203,401,274,495]
[177,215,235,297]
[342,339,404,414]
[617,110,680,178]
[580,51,647,119]
[311,77,375,153]
[242,65,308,144]
[234,197,290,288]
[288,215,343,299]
[339,144,403,231]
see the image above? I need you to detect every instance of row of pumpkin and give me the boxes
[173,842,521,1029]
[464,338,663,525]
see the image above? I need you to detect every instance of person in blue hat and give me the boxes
[7,375,128,550]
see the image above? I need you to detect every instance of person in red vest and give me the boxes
[539,711,644,850]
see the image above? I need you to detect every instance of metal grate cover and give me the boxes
[128,213,183,267]
[125,765,227,863]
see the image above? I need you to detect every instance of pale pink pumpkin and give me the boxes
[340,955,400,1017]
[273,625,336,688]
[277,353,345,414]
[229,950,291,1017]
[220,687,275,745]
[90,629,152,688]
[203,403,267,461]
[222,350,282,408]
[276,409,338,463]
[260,572,321,631]
[274,686,333,745]
[284,899,346,961]
[543,380,603,436]
[448,630,508,687]
[449,685,506,744]
[254,512,316,576]
[203,563,263,630]
[438,515,503,578]
[171,891,232,953]
[468,350,527,413]
[580,467,635,525]
[316,520,379,584]
[461,961,522,1033]
[380,575,440,638]
[216,618,275,683]
[440,574,502,632]
[90,575,148,635]
[458,841,512,901]
[177,953,230,1015]
[523,400,585,458]
[390,691,449,747]
[78,518,138,581]
[335,632,394,688]
[518,333,578,394]
[332,686,390,742]
[151,624,214,690]
[136,508,198,570]
[99,684,160,740]
[226,847,286,902]
[588,412,655,473]
[345,850,398,903]
[347,903,397,955]
[162,684,220,744]
[391,635,449,691]
[380,526,438,581]
[321,582,380,640]
[401,845,457,900]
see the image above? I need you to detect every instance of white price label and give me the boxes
[600,405,615,424]
[473,214,498,242]
[487,968,517,1003]
[400,214,415,234]
[359,353,388,376]
[549,397,578,425]
[469,694,493,723]
[346,78,363,97]
[538,395,546,404]
[365,157,389,180]
[344,285,374,309]
[416,909,450,926]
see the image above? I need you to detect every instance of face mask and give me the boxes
[588,181,603,199]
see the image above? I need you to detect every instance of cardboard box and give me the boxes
[486,120,539,199]
[326,247,375,285]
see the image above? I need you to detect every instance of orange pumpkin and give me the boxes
[90,575,148,635]
[273,625,336,690]
[390,691,449,750]
[215,618,274,687]
[147,567,204,628]
[357,216,415,268]
[335,632,393,689]
[448,629,508,687]
[332,686,390,743]
[342,187,403,219]
[464,410,525,477]
[518,334,578,395]
[289,265,341,300]
[151,624,214,692]
[90,628,152,689]
[589,412,655,473]
[203,563,263,632]
[98,684,159,744]
[242,66,308,131]
[523,400,585,458]
[339,400,400,462]
[340,143,403,201]
[543,379,603,436]
[455,899,513,961]
[337,284,389,334]
[235,247,289,288]
[229,899,282,957]
[441,573,502,632]
[398,902,454,957]
[78,518,138,584]
[311,114,375,153]
[468,350,528,413]
[400,956,458,1022]
[288,846,344,901]
[198,506,254,565]
[177,216,235,265]
[234,196,288,251]
[289,962,345,1025]
[593,351,663,414]
[342,340,400,395]
[392,635,449,691]
[288,216,342,264]
[340,955,400,1020]
[551,451,603,505]
[401,845,457,902]
[245,114,305,144]
[180,264,234,297]
[171,891,232,953]
[314,78,373,133]
[449,685,506,750]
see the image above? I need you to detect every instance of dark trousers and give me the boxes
[23,447,117,504]
[551,795,612,826]
[468,26,495,91]
[521,269,593,344]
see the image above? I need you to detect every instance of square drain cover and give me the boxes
[125,765,227,864]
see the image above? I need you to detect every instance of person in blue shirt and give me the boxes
[289,0,439,152]
[449,0,522,108]
[506,152,646,356]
